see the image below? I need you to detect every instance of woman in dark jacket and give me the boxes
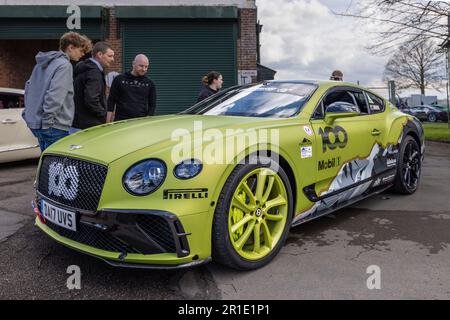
[197,71,223,103]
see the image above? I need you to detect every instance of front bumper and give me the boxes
[33,197,211,269]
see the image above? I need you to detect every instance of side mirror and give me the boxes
[324,102,360,124]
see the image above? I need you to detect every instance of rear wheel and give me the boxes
[212,158,293,270]
[428,113,437,122]
[392,135,421,194]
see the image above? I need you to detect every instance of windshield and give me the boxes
[182,82,317,118]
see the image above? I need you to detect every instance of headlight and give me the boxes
[123,159,166,196]
[174,159,203,180]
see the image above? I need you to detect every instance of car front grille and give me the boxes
[45,220,141,254]
[37,155,107,212]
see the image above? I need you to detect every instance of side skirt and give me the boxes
[291,184,392,228]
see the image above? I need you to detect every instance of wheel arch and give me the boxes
[406,130,421,151]
[403,117,425,153]
[241,150,298,212]
[386,115,424,148]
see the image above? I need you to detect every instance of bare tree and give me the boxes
[337,1,450,54]
[384,38,445,95]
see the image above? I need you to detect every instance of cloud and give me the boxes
[257,0,387,86]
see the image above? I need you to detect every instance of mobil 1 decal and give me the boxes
[318,126,348,153]
[318,156,341,171]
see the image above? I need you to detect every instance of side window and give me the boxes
[365,91,385,113]
[323,90,356,112]
[314,89,360,118]
[0,94,23,109]
[350,91,369,114]
[313,101,325,118]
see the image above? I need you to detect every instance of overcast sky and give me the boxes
[257,0,385,84]
[256,0,447,99]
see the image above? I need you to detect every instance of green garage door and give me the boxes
[121,19,237,115]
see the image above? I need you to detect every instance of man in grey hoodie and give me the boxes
[23,32,92,151]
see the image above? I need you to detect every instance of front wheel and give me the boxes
[212,158,293,270]
[391,135,422,194]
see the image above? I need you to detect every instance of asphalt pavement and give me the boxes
[0,141,449,300]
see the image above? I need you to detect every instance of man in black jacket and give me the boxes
[106,54,156,122]
[71,42,114,132]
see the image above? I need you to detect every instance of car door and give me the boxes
[10,94,40,151]
[0,92,38,153]
[310,87,380,204]
[0,93,21,152]
[363,90,399,177]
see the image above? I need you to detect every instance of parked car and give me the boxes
[32,81,425,270]
[0,88,40,163]
[403,105,448,122]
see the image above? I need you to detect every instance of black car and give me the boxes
[403,105,448,122]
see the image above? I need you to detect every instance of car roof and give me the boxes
[266,80,320,85]
[265,80,387,98]
[266,80,379,93]
[267,80,357,86]
[0,87,24,95]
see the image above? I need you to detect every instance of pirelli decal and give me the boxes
[163,188,209,200]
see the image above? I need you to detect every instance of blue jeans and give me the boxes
[69,127,82,135]
[31,128,69,151]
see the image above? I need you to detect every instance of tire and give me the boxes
[391,135,422,194]
[212,157,293,270]
[428,113,437,122]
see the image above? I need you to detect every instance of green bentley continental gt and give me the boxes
[32,81,424,270]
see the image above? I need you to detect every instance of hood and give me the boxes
[35,51,68,68]
[44,115,297,164]
[74,59,99,77]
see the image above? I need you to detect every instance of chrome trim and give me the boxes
[0,145,39,153]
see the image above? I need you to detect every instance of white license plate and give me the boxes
[41,200,77,232]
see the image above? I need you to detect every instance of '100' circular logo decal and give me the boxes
[318,126,348,153]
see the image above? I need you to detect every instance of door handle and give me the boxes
[2,119,17,124]
[371,129,381,136]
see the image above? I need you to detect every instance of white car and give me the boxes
[0,88,40,163]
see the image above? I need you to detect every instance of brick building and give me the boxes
[0,0,259,114]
